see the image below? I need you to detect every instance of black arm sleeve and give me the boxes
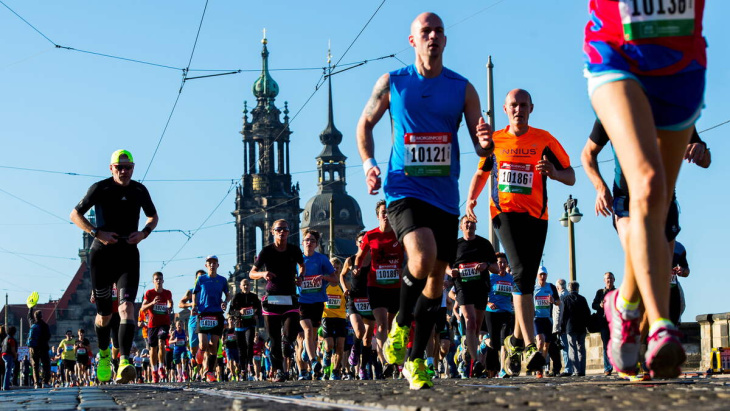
[74,181,101,215]
[589,120,610,147]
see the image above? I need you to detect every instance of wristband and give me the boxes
[474,141,494,157]
[363,158,378,175]
[142,226,152,237]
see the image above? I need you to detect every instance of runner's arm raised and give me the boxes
[581,139,613,217]
[464,82,493,156]
[357,73,390,195]
[178,290,192,309]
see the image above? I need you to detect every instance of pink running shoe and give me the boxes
[646,325,686,379]
[603,289,641,374]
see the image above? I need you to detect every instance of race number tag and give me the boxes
[375,264,399,285]
[301,276,322,294]
[266,295,293,306]
[175,340,186,346]
[404,132,452,177]
[619,0,695,40]
[495,280,513,296]
[199,316,218,331]
[226,333,236,342]
[153,303,167,314]
[458,263,480,282]
[354,298,372,316]
[535,295,551,308]
[242,307,255,319]
[498,162,534,194]
[326,294,341,309]
[65,345,74,352]
[77,348,87,355]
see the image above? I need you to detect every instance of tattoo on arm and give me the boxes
[364,76,389,118]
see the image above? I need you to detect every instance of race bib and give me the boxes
[226,333,236,342]
[498,162,533,194]
[77,348,87,355]
[375,264,399,285]
[199,316,218,331]
[153,303,168,314]
[266,295,293,306]
[242,307,255,319]
[326,294,342,309]
[301,276,323,293]
[354,298,372,316]
[175,340,186,347]
[670,273,678,286]
[404,132,452,177]
[65,345,74,352]
[535,295,552,308]
[619,0,695,40]
[495,280,513,296]
[458,263,480,282]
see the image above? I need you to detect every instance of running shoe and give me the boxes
[206,372,217,382]
[645,325,686,379]
[382,363,395,379]
[472,360,485,378]
[152,372,160,384]
[183,371,189,382]
[402,358,433,390]
[358,368,371,380]
[158,367,167,382]
[603,289,641,374]
[298,371,311,381]
[524,344,546,372]
[331,370,341,380]
[426,363,436,379]
[115,359,136,384]
[97,349,112,383]
[498,369,510,379]
[349,343,360,366]
[323,352,332,367]
[458,361,468,379]
[313,360,323,378]
[503,335,523,376]
[384,316,410,365]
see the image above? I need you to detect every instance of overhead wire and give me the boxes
[0,186,71,224]
[0,243,73,278]
[141,0,210,182]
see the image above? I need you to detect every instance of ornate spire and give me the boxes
[319,48,342,147]
[252,28,279,105]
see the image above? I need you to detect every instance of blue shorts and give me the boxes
[173,347,188,364]
[613,194,681,242]
[226,348,240,363]
[188,317,199,349]
[585,68,705,131]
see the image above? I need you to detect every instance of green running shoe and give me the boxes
[403,358,433,390]
[384,315,410,365]
[97,348,112,382]
[115,359,136,384]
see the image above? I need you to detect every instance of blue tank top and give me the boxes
[534,283,556,319]
[385,65,468,215]
[487,273,514,313]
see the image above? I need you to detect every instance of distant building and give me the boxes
[230,34,301,297]
[301,63,364,259]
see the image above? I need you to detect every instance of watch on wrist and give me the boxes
[90,228,98,238]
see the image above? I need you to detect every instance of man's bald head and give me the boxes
[410,12,444,36]
[505,89,533,105]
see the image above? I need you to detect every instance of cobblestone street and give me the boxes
[2,375,729,411]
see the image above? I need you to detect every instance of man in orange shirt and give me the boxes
[466,89,575,375]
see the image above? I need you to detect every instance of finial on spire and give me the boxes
[327,39,332,66]
[262,28,267,45]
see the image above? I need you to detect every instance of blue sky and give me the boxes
[1,1,728,322]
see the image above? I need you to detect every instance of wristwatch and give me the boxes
[90,228,98,238]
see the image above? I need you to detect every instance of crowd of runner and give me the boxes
[1,1,708,393]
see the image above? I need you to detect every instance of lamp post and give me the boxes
[559,195,583,283]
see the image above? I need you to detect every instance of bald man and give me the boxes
[466,89,575,376]
[356,12,493,390]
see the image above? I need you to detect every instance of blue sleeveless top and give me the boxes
[385,64,468,215]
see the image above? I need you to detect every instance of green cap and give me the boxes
[110,149,134,165]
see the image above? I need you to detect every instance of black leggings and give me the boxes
[235,328,256,370]
[494,213,547,295]
[264,312,299,372]
[485,311,514,372]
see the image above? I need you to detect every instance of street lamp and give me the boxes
[560,195,583,282]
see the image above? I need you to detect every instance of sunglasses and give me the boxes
[114,164,134,171]
[273,227,290,233]
[303,238,317,243]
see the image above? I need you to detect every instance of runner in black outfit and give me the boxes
[70,149,158,384]
[228,278,262,380]
[249,219,305,382]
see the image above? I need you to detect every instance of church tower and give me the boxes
[231,33,301,293]
[301,53,364,258]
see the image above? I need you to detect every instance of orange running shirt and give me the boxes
[477,126,571,220]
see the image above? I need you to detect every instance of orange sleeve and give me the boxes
[548,135,571,169]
